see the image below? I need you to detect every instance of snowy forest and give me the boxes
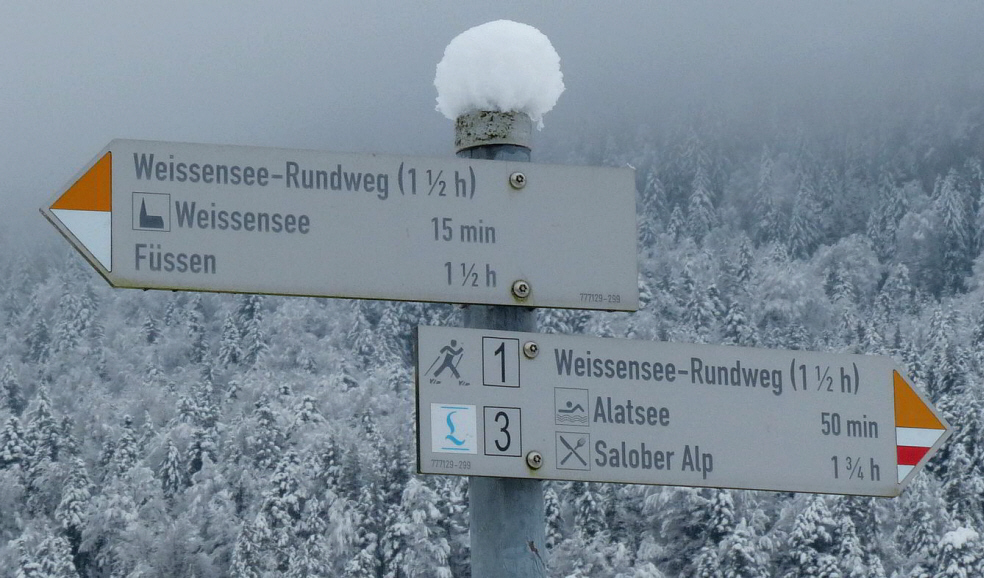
[3,83,984,577]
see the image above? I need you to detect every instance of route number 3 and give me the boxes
[484,406,522,457]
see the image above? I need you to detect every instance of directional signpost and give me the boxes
[416,325,950,497]
[40,21,956,577]
[41,139,638,310]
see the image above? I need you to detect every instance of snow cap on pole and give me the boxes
[435,20,565,130]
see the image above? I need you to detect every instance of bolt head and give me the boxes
[526,451,543,469]
[511,279,531,300]
[509,171,527,189]
[523,341,539,359]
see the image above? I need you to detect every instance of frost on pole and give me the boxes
[435,20,565,128]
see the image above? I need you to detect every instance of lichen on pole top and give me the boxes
[435,20,565,129]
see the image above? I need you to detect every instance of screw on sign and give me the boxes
[523,341,539,359]
[512,279,532,299]
[510,171,527,189]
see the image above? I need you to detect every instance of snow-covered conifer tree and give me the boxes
[238,294,267,367]
[572,482,607,540]
[835,514,867,578]
[187,294,209,364]
[25,386,58,462]
[755,174,786,247]
[388,477,453,578]
[258,451,307,573]
[544,483,564,552]
[718,519,769,578]
[247,394,284,468]
[231,519,263,578]
[51,290,83,355]
[639,169,667,249]
[159,437,184,497]
[687,165,718,243]
[734,237,754,292]
[708,489,736,543]
[186,427,218,480]
[934,169,973,295]
[0,416,26,468]
[35,532,78,578]
[655,488,714,576]
[55,457,90,571]
[162,296,178,327]
[667,204,686,241]
[788,175,822,258]
[142,313,159,344]
[433,475,469,576]
[894,476,948,576]
[218,313,242,367]
[291,395,323,430]
[722,299,758,346]
[343,528,380,578]
[286,534,331,578]
[693,545,721,578]
[779,496,836,578]
[1,361,26,416]
[111,415,139,477]
[934,527,984,578]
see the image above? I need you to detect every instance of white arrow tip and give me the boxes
[51,209,112,271]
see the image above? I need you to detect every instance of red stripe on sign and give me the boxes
[897,445,931,466]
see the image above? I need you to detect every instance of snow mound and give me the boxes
[435,20,565,128]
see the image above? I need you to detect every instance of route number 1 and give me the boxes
[482,337,520,387]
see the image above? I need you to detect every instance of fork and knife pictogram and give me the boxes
[559,434,587,466]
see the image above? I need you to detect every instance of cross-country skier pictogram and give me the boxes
[426,339,464,379]
[445,410,466,446]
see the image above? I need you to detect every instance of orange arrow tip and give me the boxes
[894,371,945,430]
[51,152,112,212]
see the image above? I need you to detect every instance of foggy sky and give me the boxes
[3,1,983,243]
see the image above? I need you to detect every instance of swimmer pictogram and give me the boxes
[555,387,589,426]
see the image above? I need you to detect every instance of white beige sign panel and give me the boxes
[42,139,638,310]
[416,326,950,497]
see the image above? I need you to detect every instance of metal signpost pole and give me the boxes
[455,110,547,577]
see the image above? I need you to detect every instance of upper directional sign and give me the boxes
[42,139,638,310]
[415,326,951,497]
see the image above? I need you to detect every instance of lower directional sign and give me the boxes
[415,326,951,497]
